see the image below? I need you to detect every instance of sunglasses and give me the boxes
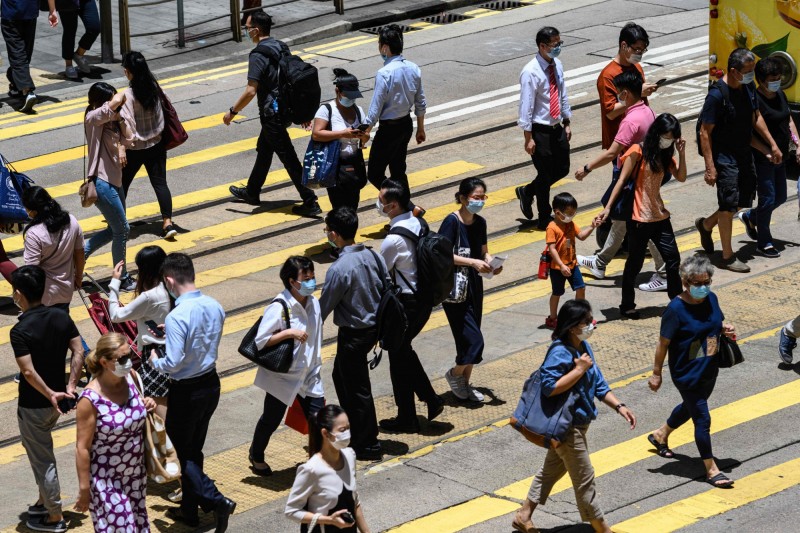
[112,350,134,366]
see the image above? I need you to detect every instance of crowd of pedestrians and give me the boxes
[4,7,800,533]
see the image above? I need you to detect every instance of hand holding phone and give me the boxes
[340,511,355,524]
[145,320,165,338]
[655,78,667,86]
[357,124,369,132]
[57,396,77,414]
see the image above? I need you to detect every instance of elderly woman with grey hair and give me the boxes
[646,255,736,488]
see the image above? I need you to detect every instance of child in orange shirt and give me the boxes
[545,192,597,329]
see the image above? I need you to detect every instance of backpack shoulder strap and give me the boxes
[387,225,420,242]
[367,249,389,291]
[323,103,333,132]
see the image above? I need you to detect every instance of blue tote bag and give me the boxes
[0,152,33,227]
[510,341,579,449]
[301,104,340,189]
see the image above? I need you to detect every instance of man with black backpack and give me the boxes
[378,180,446,433]
[696,47,781,273]
[319,207,387,461]
[223,10,321,216]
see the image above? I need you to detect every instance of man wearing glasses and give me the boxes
[516,26,573,229]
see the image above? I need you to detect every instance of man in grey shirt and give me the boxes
[320,207,386,461]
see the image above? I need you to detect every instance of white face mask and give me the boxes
[659,136,674,150]
[576,323,595,341]
[767,80,782,92]
[330,429,351,450]
[629,53,642,64]
[111,357,133,378]
[376,198,390,217]
[557,211,574,223]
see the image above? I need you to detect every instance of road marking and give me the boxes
[612,456,800,532]
[390,378,800,532]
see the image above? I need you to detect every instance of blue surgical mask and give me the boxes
[689,284,711,300]
[548,45,562,59]
[740,71,755,85]
[297,279,316,297]
[466,200,484,214]
[339,95,355,108]
[767,80,782,92]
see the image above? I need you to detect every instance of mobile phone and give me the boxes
[57,397,76,413]
[145,320,164,338]
[340,511,355,524]
[655,78,667,86]
[357,124,369,132]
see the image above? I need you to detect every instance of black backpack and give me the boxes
[367,249,407,369]
[251,41,321,125]
[388,219,455,307]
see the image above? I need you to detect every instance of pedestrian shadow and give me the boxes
[239,464,302,492]
[379,438,411,457]
[778,361,800,374]
[600,305,666,322]
[440,388,506,409]
[225,199,297,215]
[646,454,741,483]
[7,510,91,532]
[528,525,595,533]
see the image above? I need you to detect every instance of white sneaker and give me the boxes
[638,273,668,292]
[20,92,37,113]
[467,385,484,402]
[445,369,469,400]
[577,255,605,279]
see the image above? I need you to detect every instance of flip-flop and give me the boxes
[706,472,734,488]
[648,434,675,458]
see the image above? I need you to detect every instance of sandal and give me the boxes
[706,472,734,488]
[648,434,675,458]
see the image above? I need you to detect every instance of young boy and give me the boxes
[545,192,597,329]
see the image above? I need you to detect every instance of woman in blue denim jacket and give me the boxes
[513,300,636,533]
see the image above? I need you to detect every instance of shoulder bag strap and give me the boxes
[324,103,334,132]
[273,298,291,329]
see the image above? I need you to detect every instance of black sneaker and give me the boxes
[162,224,177,240]
[292,200,322,217]
[695,217,714,254]
[119,276,137,292]
[20,93,38,113]
[736,210,758,241]
[229,185,260,205]
[756,246,780,258]
[8,84,21,97]
[27,504,48,517]
[25,516,67,533]
[515,186,534,220]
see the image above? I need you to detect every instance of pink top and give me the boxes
[121,88,164,150]
[614,100,656,153]
[23,214,84,306]
[84,102,126,187]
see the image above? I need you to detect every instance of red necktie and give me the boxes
[548,64,560,120]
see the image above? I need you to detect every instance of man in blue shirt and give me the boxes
[1,0,57,112]
[364,24,427,214]
[150,253,237,531]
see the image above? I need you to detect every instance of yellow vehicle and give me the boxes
[709,0,800,101]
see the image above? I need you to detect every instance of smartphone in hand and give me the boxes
[57,397,77,413]
[655,78,667,86]
[145,320,165,338]
[357,124,369,132]
[340,511,355,524]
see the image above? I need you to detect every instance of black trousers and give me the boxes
[524,124,570,220]
[246,116,315,203]
[59,0,100,60]
[333,326,379,451]
[249,393,325,463]
[121,142,172,218]
[166,371,225,519]
[367,115,414,207]
[388,293,437,421]
[621,218,682,311]
[2,18,37,92]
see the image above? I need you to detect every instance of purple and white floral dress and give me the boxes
[80,376,150,532]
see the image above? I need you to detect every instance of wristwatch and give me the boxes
[229,107,238,116]
[614,403,626,412]
[583,164,592,174]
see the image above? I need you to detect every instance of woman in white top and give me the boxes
[249,256,324,476]
[108,246,171,416]
[285,405,370,532]
[312,68,369,212]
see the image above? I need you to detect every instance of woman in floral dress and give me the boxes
[75,333,155,531]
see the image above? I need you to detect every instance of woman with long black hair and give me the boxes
[596,113,687,318]
[285,405,370,532]
[120,51,177,240]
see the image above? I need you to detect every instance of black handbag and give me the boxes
[717,334,744,368]
[139,345,171,397]
[238,299,294,373]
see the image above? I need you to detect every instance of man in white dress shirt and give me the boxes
[515,26,573,229]
[377,179,444,433]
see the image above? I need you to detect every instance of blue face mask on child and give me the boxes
[689,284,710,300]
[297,279,317,297]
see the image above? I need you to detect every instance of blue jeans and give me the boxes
[751,160,787,248]
[84,179,129,277]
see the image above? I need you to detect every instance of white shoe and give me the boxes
[20,92,37,113]
[445,369,469,400]
[577,255,605,279]
[467,385,484,402]
[73,53,91,74]
[638,273,668,292]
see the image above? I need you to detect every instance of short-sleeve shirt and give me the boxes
[660,292,724,391]
[754,89,791,162]
[23,215,84,307]
[546,220,580,268]
[613,100,656,156]
[620,145,677,223]
[11,305,80,409]
[597,61,646,149]
[438,213,488,303]
[699,80,758,155]
[314,102,365,158]
[247,38,286,119]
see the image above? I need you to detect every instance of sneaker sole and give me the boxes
[26,523,66,533]
[638,284,668,292]
[163,229,178,240]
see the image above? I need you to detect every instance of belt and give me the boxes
[379,115,411,125]
[531,122,563,132]
[171,368,216,385]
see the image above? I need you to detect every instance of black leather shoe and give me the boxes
[515,186,534,220]
[229,185,260,205]
[215,497,237,533]
[427,396,445,421]
[379,417,420,433]
[292,200,322,217]
[354,445,383,462]
[165,507,199,527]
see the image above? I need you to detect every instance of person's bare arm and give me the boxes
[700,123,717,185]
[73,398,96,513]
[648,336,671,392]
[224,80,258,125]
[67,336,85,396]
[15,355,72,412]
